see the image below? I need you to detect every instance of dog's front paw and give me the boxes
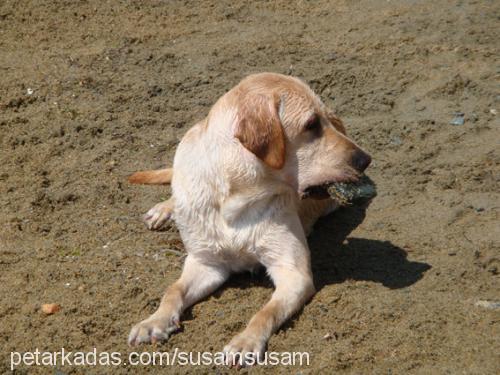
[128,313,180,346]
[143,200,173,230]
[223,332,266,367]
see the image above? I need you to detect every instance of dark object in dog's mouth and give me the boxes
[303,175,377,205]
[302,184,332,200]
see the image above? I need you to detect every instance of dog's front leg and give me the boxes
[224,221,315,366]
[128,254,228,345]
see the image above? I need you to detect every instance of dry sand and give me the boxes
[0,0,499,373]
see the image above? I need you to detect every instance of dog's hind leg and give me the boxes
[128,255,229,345]
[143,198,175,230]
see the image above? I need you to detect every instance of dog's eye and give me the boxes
[304,115,321,132]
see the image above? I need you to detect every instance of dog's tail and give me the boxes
[128,168,173,185]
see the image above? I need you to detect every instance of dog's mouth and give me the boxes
[301,184,331,199]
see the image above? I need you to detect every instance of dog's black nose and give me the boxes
[352,149,371,172]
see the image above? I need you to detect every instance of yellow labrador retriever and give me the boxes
[127,73,371,364]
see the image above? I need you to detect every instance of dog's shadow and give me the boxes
[308,202,431,290]
[223,200,431,294]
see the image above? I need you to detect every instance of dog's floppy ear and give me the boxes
[234,94,286,169]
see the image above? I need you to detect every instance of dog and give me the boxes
[127,73,371,365]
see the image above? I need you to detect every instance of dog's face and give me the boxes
[231,73,371,199]
[281,91,371,199]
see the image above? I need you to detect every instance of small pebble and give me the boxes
[450,112,465,125]
[326,52,338,61]
[489,108,497,115]
[42,303,61,315]
[390,136,402,146]
[475,300,500,310]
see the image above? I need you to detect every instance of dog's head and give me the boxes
[228,73,371,199]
